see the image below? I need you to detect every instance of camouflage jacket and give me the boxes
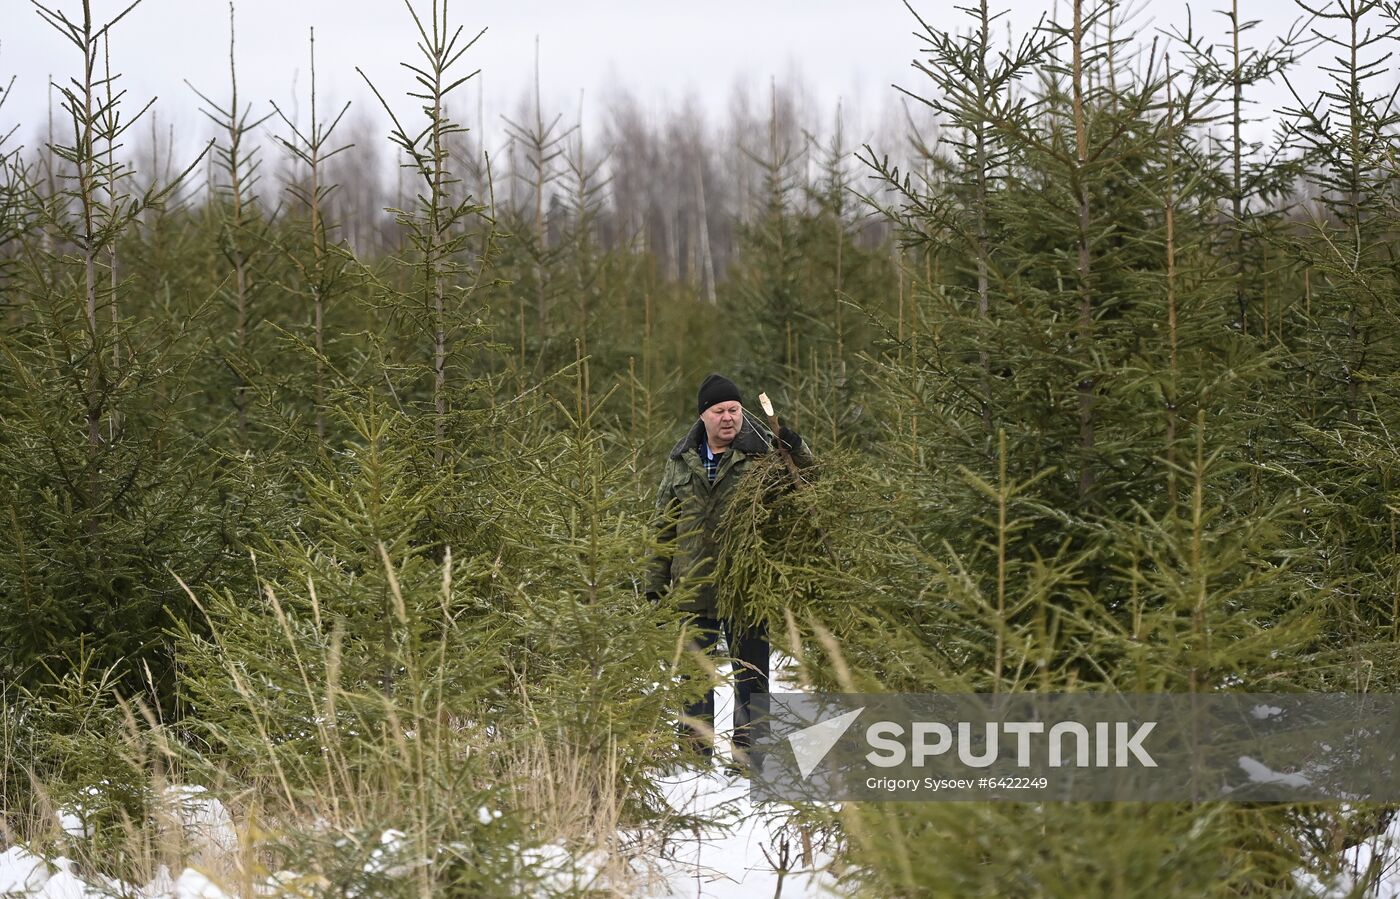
[647,417,814,616]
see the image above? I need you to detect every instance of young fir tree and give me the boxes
[713,1,1348,893]
[498,47,574,376]
[270,28,356,443]
[186,2,277,446]
[0,0,236,705]
[791,103,897,449]
[350,0,503,475]
[0,63,30,321]
[554,109,626,406]
[172,396,526,896]
[1173,0,1306,337]
[1268,0,1400,682]
[472,360,706,789]
[864,0,1055,441]
[726,84,811,391]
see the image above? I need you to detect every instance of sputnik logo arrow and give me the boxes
[788,707,864,779]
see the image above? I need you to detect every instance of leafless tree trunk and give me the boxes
[694,163,716,303]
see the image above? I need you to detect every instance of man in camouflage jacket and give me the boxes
[647,373,813,761]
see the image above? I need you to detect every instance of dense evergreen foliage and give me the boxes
[3,0,1400,894]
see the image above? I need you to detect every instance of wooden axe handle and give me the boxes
[759,392,802,480]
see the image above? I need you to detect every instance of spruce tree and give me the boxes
[186,2,276,446]
[357,0,497,469]
[499,48,573,375]
[271,28,356,443]
[0,0,232,703]
[710,2,1345,893]
[0,62,31,320]
[1270,0,1400,677]
[728,85,810,390]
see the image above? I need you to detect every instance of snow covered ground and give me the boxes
[1341,817,1400,897]
[0,845,232,899]
[1295,812,1400,899]
[639,656,844,898]
[645,764,839,899]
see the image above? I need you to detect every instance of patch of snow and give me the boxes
[0,846,51,894]
[56,785,113,842]
[30,866,90,899]
[142,865,176,898]
[55,809,88,841]
[1238,756,1312,788]
[257,869,316,897]
[638,653,844,897]
[645,765,843,898]
[163,786,237,856]
[520,841,608,897]
[1336,813,1400,898]
[1297,812,1400,898]
[1250,704,1284,720]
[363,828,430,879]
[170,868,230,899]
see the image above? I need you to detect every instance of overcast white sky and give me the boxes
[0,0,1362,160]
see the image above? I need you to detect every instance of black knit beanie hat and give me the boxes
[697,373,743,414]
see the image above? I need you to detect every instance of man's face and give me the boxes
[701,401,743,450]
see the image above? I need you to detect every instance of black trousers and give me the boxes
[681,615,769,756]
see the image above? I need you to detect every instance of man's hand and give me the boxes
[773,425,802,454]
